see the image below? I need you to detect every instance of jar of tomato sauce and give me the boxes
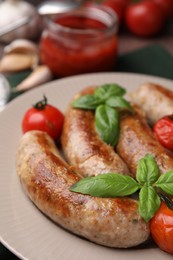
[39,5,119,77]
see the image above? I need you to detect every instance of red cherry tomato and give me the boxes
[125,1,166,37]
[150,202,173,254]
[152,0,173,19]
[102,0,129,22]
[22,96,64,141]
[153,115,173,150]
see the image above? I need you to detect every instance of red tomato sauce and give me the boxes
[40,13,118,77]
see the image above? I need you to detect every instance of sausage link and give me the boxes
[116,108,173,176]
[16,130,150,248]
[129,83,173,124]
[61,86,132,177]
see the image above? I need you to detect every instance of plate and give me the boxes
[0,72,173,260]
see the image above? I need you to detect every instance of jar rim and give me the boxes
[45,5,119,36]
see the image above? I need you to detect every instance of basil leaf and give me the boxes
[136,154,160,185]
[94,83,126,100]
[72,95,102,110]
[95,104,119,146]
[70,173,140,197]
[106,96,133,111]
[154,171,173,195]
[139,186,161,222]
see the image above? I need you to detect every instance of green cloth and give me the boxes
[116,44,173,80]
[7,70,31,101]
[1,44,173,259]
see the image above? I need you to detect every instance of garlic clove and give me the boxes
[15,65,53,91]
[4,39,38,55]
[0,53,38,72]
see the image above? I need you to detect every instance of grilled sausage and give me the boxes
[129,82,173,125]
[116,107,173,176]
[61,86,132,178]
[16,130,150,248]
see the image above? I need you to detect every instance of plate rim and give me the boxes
[0,72,173,260]
[2,71,173,114]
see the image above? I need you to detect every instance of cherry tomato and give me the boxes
[150,202,173,254]
[22,96,64,141]
[153,115,173,150]
[102,0,129,22]
[125,1,166,37]
[152,0,173,19]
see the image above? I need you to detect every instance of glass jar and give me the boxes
[39,5,119,78]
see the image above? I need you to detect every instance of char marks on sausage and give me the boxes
[16,131,150,248]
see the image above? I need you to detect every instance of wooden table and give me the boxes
[0,1,173,58]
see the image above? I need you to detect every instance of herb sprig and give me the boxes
[72,83,132,146]
[70,154,173,222]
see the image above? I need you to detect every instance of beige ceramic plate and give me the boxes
[0,72,173,260]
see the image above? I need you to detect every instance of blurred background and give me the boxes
[29,0,173,54]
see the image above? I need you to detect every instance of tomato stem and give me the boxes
[159,193,173,210]
[33,95,48,110]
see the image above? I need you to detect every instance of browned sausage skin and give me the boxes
[129,83,173,125]
[16,131,150,248]
[61,86,132,177]
[61,107,132,177]
[116,107,173,176]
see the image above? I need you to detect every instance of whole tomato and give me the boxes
[150,202,173,254]
[125,1,166,37]
[22,95,64,141]
[153,115,173,150]
[102,0,129,22]
[152,0,173,19]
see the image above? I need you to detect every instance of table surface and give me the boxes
[0,1,173,58]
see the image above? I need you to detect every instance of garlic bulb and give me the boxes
[0,38,39,72]
[0,0,41,43]
[0,53,38,72]
[4,39,38,55]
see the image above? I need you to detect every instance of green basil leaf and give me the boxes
[70,173,140,197]
[154,171,173,195]
[72,94,102,110]
[95,104,119,146]
[105,96,133,111]
[139,186,161,222]
[94,83,126,100]
[136,154,160,185]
